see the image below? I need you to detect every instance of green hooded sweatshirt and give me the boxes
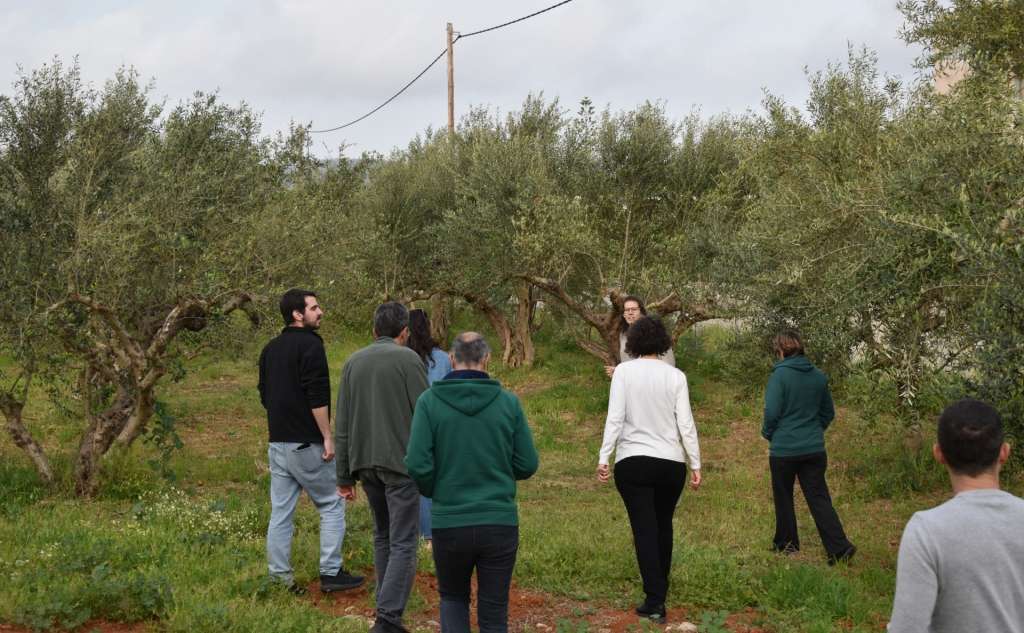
[762,355,836,457]
[405,376,539,529]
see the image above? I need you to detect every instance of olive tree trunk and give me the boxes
[462,290,536,368]
[1,381,55,485]
[520,276,717,367]
[50,292,258,497]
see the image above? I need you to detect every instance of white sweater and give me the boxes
[598,358,701,470]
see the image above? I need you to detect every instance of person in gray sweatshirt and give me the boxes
[888,398,1024,633]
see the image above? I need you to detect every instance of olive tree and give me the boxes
[1,60,272,495]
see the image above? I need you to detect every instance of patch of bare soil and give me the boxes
[305,572,765,633]
[508,379,551,399]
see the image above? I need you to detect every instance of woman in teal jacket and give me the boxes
[762,331,855,565]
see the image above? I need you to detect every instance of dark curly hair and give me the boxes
[624,316,672,358]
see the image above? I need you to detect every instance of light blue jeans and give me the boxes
[420,496,433,539]
[267,442,345,584]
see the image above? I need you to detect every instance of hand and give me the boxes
[596,463,611,483]
[604,365,615,378]
[690,469,702,490]
[322,437,335,461]
[337,485,357,501]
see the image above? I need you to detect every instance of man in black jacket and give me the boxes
[258,289,363,594]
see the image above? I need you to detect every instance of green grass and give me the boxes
[2,323,1022,632]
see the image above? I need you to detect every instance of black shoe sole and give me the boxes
[636,605,666,621]
[827,545,857,566]
[321,580,364,592]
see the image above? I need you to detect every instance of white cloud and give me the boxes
[0,0,920,156]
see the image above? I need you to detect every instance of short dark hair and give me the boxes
[374,302,409,338]
[280,289,317,325]
[624,317,672,358]
[937,399,1004,476]
[452,332,490,365]
[772,330,804,358]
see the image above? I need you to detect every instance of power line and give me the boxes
[309,49,448,133]
[458,0,575,39]
[309,0,576,134]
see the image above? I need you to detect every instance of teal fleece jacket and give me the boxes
[762,355,836,457]
[405,377,539,529]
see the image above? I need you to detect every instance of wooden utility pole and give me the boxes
[446,22,455,135]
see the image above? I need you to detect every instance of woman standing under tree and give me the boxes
[406,309,453,547]
[604,296,675,377]
[762,330,856,565]
[597,317,701,622]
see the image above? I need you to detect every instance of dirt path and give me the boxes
[305,572,765,633]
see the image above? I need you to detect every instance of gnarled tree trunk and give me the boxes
[50,291,258,497]
[462,290,536,368]
[520,276,717,367]
[521,276,623,364]
[1,384,55,485]
[75,383,136,497]
[429,292,453,349]
[512,280,536,368]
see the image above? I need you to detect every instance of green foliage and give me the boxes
[900,0,1024,79]
[4,5,1024,622]
[144,400,185,483]
[7,532,171,630]
[698,609,730,633]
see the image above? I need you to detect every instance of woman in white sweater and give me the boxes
[596,317,701,622]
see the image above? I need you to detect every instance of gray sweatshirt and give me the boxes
[888,488,1024,633]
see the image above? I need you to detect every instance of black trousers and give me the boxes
[614,455,687,605]
[769,452,853,556]
[431,525,519,633]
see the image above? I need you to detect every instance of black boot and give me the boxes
[636,599,666,621]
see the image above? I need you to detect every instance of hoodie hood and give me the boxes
[772,354,815,373]
[430,379,503,416]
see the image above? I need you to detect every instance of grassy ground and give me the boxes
[1,325,1021,632]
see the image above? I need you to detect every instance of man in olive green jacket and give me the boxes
[335,302,428,633]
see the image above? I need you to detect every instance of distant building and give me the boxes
[934,59,1024,97]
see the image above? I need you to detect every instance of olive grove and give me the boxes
[3,0,1023,493]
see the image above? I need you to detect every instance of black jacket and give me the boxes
[258,327,331,443]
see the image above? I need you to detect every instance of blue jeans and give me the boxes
[267,442,345,584]
[420,496,433,539]
[432,525,519,633]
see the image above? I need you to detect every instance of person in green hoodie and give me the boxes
[405,332,539,633]
[762,330,856,565]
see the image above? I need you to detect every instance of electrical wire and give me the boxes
[309,48,449,133]
[457,0,575,39]
[309,0,576,134]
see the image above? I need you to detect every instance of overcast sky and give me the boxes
[1,1,923,157]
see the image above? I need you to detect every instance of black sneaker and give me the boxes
[320,568,365,592]
[827,545,857,566]
[369,619,411,633]
[636,600,666,621]
[286,583,307,596]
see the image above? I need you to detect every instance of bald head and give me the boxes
[451,331,491,369]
